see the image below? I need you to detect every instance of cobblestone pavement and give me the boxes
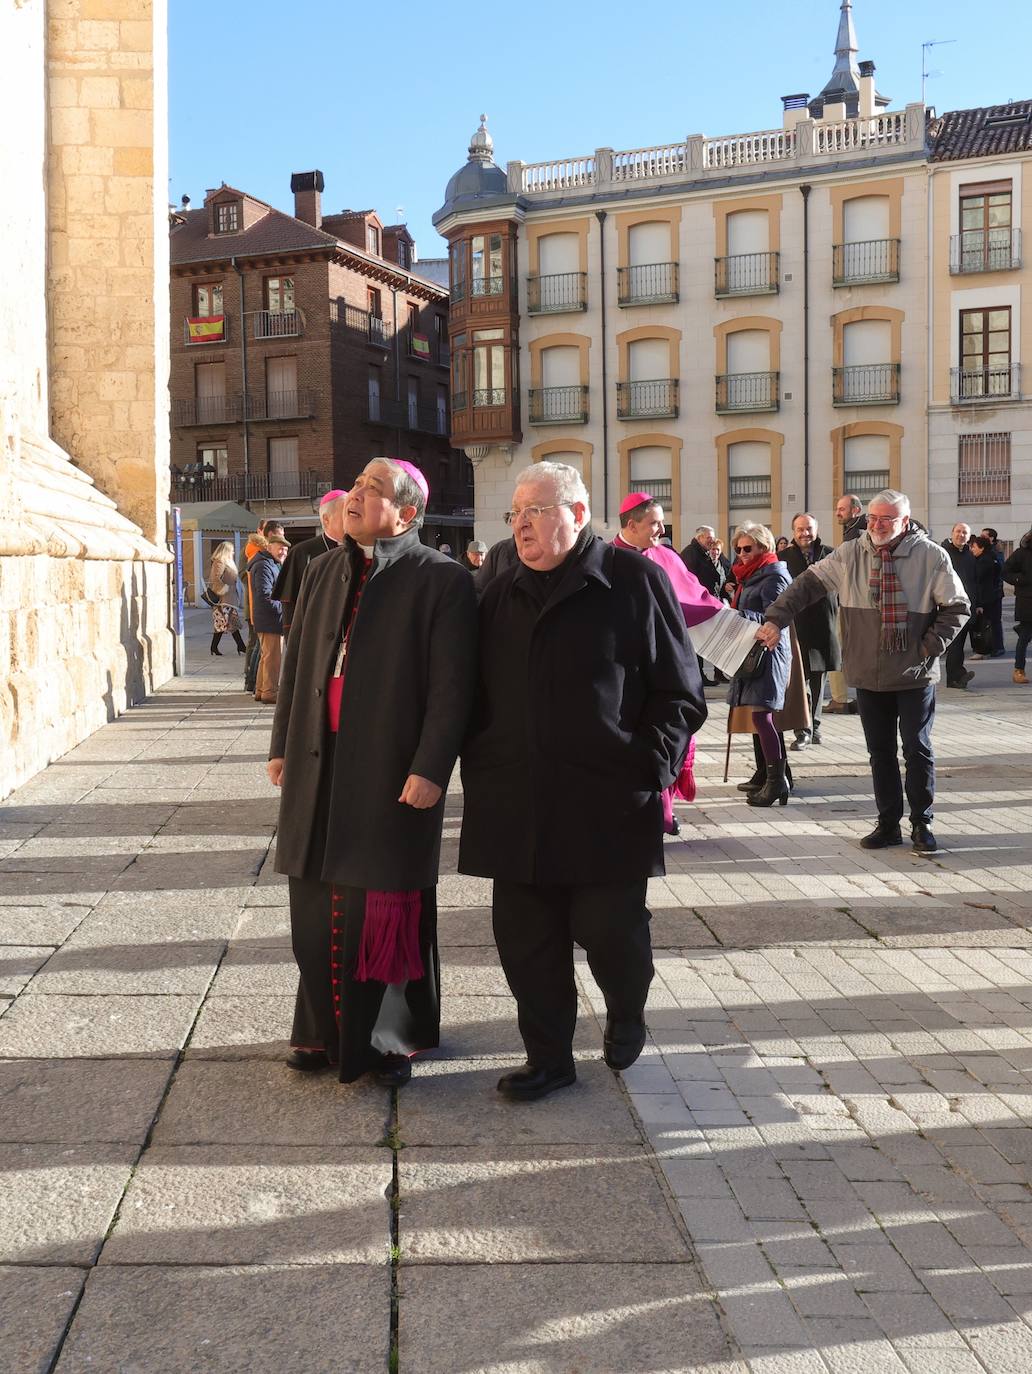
[2,608,1031,1372]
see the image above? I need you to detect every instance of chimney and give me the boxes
[782,93,810,131]
[291,170,324,228]
[858,60,876,119]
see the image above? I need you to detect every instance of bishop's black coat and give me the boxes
[458,535,707,887]
[270,529,478,890]
[273,532,337,633]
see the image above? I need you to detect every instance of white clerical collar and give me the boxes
[358,543,374,557]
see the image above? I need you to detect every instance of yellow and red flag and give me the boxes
[187,316,225,344]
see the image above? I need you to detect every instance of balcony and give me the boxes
[473,387,507,408]
[528,385,589,424]
[949,229,1022,275]
[245,390,318,421]
[950,363,1021,404]
[832,239,900,286]
[616,378,679,420]
[714,251,779,297]
[526,272,587,314]
[843,469,890,503]
[183,315,228,346]
[170,471,327,504]
[367,397,448,435]
[253,309,301,339]
[832,363,901,406]
[617,262,679,306]
[715,371,780,414]
[171,394,243,426]
[729,475,772,511]
[470,276,504,298]
[332,302,391,346]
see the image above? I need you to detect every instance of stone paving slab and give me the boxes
[399,1263,743,1374]
[185,993,294,1059]
[101,1145,392,1266]
[0,1059,172,1143]
[399,1058,641,1146]
[0,1266,85,1374]
[436,906,494,946]
[206,941,297,997]
[0,946,54,995]
[0,1143,137,1264]
[68,892,243,944]
[0,992,203,1059]
[151,1060,389,1146]
[53,1265,389,1374]
[433,993,598,1059]
[399,1145,687,1264]
[30,941,223,995]
[439,946,514,997]
[0,905,89,946]
[230,905,290,943]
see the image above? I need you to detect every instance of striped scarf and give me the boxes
[869,532,909,652]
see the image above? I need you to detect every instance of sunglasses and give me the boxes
[735,543,754,554]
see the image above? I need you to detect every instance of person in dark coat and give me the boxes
[460,461,706,1103]
[679,525,722,596]
[1003,531,1032,684]
[267,457,478,1087]
[980,527,1007,656]
[474,533,519,596]
[968,536,1004,661]
[273,489,346,635]
[942,523,977,688]
[250,536,288,704]
[783,513,841,750]
[726,522,793,807]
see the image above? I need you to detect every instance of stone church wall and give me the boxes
[0,0,174,800]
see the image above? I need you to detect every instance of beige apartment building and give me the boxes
[435,2,929,548]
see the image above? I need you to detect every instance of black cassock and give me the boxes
[273,533,336,633]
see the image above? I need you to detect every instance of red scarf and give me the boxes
[730,550,778,608]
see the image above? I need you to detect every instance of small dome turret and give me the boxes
[434,114,513,227]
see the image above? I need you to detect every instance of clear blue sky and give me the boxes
[169,0,1032,258]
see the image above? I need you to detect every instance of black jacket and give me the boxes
[841,513,866,542]
[459,535,706,886]
[1003,538,1032,624]
[273,533,337,632]
[475,536,520,597]
[680,538,723,596]
[270,530,478,889]
[250,550,284,635]
[782,541,842,672]
[941,539,978,601]
[971,551,1003,611]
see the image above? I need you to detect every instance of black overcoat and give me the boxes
[273,533,337,632]
[680,538,723,597]
[458,535,707,887]
[1003,539,1032,623]
[782,541,842,672]
[270,529,478,890]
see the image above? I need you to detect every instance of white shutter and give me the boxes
[728,440,772,528]
[628,222,670,266]
[541,346,580,388]
[727,210,768,256]
[538,233,579,276]
[628,338,669,381]
[267,357,297,419]
[268,437,299,497]
[195,363,225,423]
[843,196,890,244]
[727,330,770,374]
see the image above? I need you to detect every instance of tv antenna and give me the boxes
[922,38,956,106]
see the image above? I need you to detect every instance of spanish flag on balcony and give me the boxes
[411,333,431,359]
[187,315,225,344]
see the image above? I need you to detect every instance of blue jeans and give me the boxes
[855,684,936,829]
[1016,623,1032,673]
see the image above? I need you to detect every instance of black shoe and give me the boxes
[666,816,681,837]
[911,823,937,855]
[946,678,968,690]
[497,1063,576,1102]
[790,732,811,752]
[210,647,223,657]
[737,765,765,793]
[373,1052,412,1088]
[859,825,904,850]
[285,1049,330,1072]
[962,669,975,684]
[746,759,790,808]
[811,727,823,745]
[603,1017,647,1072]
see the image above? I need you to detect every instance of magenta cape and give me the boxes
[613,536,723,627]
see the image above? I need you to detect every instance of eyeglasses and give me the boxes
[867,515,902,527]
[503,503,571,525]
[735,544,754,554]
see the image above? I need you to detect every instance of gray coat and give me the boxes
[270,530,478,889]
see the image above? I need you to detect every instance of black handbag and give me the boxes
[735,641,770,682]
[200,585,220,608]
[969,615,994,656]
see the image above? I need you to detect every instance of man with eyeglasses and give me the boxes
[459,462,706,1101]
[754,490,969,855]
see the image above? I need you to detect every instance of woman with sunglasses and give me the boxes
[728,522,795,807]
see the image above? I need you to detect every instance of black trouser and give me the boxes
[243,626,261,693]
[492,878,654,1069]
[987,597,1005,656]
[855,684,936,830]
[211,630,246,654]
[944,622,970,684]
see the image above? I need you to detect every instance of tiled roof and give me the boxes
[170,207,339,266]
[930,100,1032,162]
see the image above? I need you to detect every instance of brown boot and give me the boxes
[1015,669,1029,685]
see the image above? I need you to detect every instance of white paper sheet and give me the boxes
[687,606,762,677]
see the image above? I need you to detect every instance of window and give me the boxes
[367,287,382,319]
[629,446,673,508]
[958,433,1011,504]
[265,277,294,314]
[436,385,448,435]
[398,239,410,269]
[215,202,240,234]
[452,332,467,409]
[408,378,419,429]
[959,308,1012,397]
[367,224,380,255]
[193,283,223,317]
[728,441,772,520]
[194,361,226,423]
[473,328,506,405]
[266,357,297,419]
[268,436,299,497]
[843,434,890,502]
[471,234,503,296]
[960,183,1013,271]
[368,370,381,422]
[408,302,419,332]
[449,242,467,302]
[197,444,228,478]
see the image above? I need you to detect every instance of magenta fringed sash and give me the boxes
[354,889,424,984]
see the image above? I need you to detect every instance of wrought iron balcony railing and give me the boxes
[832,363,901,405]
[714,251,779,297]
[950,363,1021,403]
[253,309,301,339]
[729,475,772,510]
[473,387,507,407]
[171,395,243,426]
[616,378,679,420]
[367,397,448,434]
[715,371,780,414]
[617,262,679,306]
[170,471,327,503]
[246,389,317,421]
[843,469,890,502]
[949,229,1022,275]
[526,271,588,314]
[332,302,391,345]
[832,239,901,286]
[470,276,504,297]
[528,385,589,424]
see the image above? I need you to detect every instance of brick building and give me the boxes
[169,171,473,554]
